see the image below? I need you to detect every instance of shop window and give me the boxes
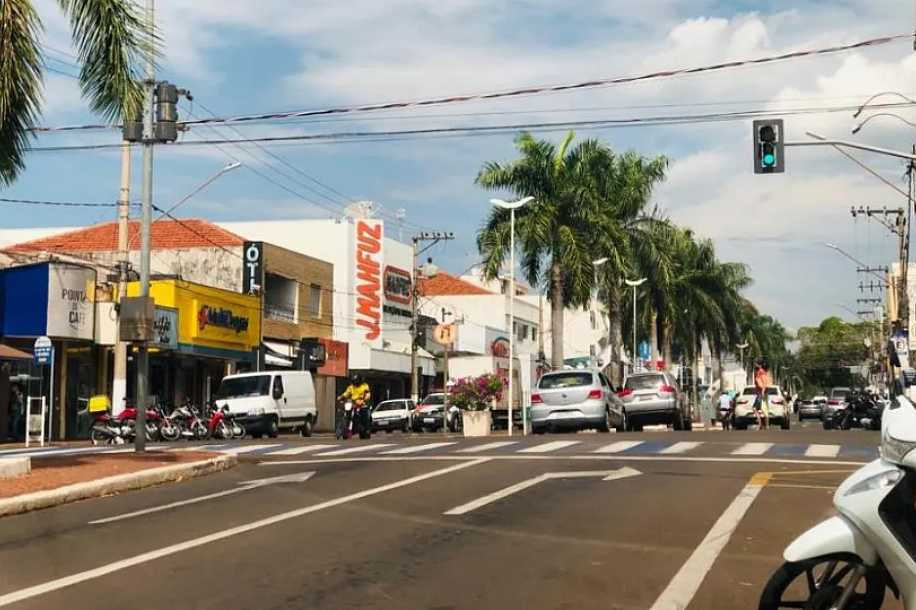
[265,273,297,323]
[309,284,322,318]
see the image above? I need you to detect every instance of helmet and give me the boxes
[350,373,360,384]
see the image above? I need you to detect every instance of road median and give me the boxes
[0,451,236,518]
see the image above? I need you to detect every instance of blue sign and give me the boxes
[33,336,53,366]
[638,341,650,360]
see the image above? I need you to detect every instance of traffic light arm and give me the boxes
[788,133,916,162]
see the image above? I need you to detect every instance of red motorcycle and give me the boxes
[204,402,245,440]
[90,404,165,445]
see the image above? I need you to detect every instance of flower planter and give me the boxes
[462,410,492,437]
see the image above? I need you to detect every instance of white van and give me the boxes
[213,371,317,438]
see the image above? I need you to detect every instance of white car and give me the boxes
[733,385,790,430]
[371,399,414,433]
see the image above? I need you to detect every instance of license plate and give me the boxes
[375,420,387,426]
[639,396,653,402]
[423,417,436,423]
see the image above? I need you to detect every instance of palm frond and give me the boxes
[0,0,43,185]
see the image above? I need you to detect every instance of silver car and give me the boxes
[797,397,824,420]
[618,372,692,431]
[530,369,625,433]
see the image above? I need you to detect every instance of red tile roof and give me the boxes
[418,271,494,296]
[5,219,245,253]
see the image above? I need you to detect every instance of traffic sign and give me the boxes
[33,336,53,366]
[433,323,457,346]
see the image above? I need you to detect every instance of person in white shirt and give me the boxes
[718,392,733,430]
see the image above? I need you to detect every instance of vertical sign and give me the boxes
[353,219,384,346]
[46,265,95,340]
[243,241,263,295]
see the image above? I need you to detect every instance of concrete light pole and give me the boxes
[624,278,647,374]
[491,196,534,436]
[592,258,608,368]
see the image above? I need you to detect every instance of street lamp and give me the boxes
[491,196,534,436]
[823,242,891,286]
[624,277,647,373]
[736,342,749,385]
[853,91,916,119]
[592,258,609,368]
[852,112,916,135]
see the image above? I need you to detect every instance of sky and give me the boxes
[2,0,916,333]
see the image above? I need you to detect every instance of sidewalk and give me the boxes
[0,450,235,516]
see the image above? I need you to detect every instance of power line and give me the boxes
[26,33,910,135]
[175,33,910,128]
[0,196,135,208]
[26,100,916,153]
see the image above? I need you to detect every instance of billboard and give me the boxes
[353,219,384,346]
[45,264,95,340]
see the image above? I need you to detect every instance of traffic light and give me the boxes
[752,119,784,174]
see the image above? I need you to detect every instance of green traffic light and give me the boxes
[763,152,775,166]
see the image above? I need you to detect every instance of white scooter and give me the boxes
[760,395,916,609]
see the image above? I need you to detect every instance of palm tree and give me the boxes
[476,131,667,374]
[1,0,146,185]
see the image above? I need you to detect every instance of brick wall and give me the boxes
[262,243,333,341]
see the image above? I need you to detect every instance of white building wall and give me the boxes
[418,293,540,356]
[520,295,610,364]
[221,218,419,373]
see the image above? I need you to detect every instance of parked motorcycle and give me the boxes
[89,404,161,444]
[170,400,209,440]
[759,394,916,610]
[823,390,883,431]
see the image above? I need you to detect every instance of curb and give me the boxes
[0,454,237,518]
[0,457,30,479]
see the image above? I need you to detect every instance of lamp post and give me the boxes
[823,242,891,287]
[736,342,749,386]
[491,196,534,436]
[624,278,647,373]
[592,258,609,368]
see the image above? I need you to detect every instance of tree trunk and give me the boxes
[662,320,673,369]
[550,262,565,369]
[692,334,701,423]
[715,346,725,394]
[608,283,623,387]
[650,311,659,365]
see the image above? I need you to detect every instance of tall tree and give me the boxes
[1,0,146,184]
[477,131,666,375]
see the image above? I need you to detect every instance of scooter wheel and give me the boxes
[759,555,884,610]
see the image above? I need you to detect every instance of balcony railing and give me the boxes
[265,303,296,323]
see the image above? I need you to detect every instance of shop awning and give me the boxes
[265,352,294,367]
[0,344,32,360]
[264,340,296,358]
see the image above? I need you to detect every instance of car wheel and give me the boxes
[684,418,693,432]
[267,417,279,439]
[597,409,611,433]
[615,411,627,433]
[403,419,411,433]
[299,416,313,438]
[532,425,545,434]
[673,414,684,431]
[734,422,747,431]
[781,417,790,430]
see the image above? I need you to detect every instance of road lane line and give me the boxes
[314,443,394,456]
[592,441,644,454]
[518,440,580,453]
[804,444,841,458]
[731,442,773,456]
[264,445,336,456]
[221,444,282,455]
[659,441,703,454]
[381,442,457,454]
[456,441,518,453]
[259,455,869,467]
[648,473,771,610]
[0,459,489,607]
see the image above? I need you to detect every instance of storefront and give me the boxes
[124,278,260,407]
[0,262,98,439]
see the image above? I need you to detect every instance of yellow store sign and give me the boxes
[127,279,260,355]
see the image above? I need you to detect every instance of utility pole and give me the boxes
[112,143,131,416]
[409,231,454,403]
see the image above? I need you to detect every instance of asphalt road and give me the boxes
[0,422,898,610]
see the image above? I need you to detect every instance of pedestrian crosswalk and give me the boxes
[0,438,878,461]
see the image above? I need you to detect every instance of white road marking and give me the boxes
[0,459,488,608]
[518,440,580,453]
[444,467,642,515]
[456,441,518,453]
[381,442,457,454]
[314,443,394,456]
[263,445,336,456]
[659,441,703,454]
[221,444,282,455]
[648,475,768,610]
[88,472,316,525]
[592,441,644,454]
[805,444,841,458]
[260,455,868,467]
[731,442,773,456]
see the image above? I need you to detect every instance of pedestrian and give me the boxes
[8,384,23,441]
[754,360,771,430]
[718,390,733,430]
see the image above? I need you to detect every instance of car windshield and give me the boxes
[215,375,270,399]
[421,394,445,406]
[539,372,593,389]
[375,402,403,412]
[741,387,780,396]
[831,389,850,399]
[625,375,665,390]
